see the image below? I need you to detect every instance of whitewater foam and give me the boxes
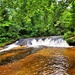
[0,36,72,53]
[26,37,70,47]
[0,44,19,53]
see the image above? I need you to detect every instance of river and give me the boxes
[0,46,75,75]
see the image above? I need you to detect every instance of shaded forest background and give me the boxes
[0,0,75,45]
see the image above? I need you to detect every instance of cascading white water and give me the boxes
[26,37,69,47]
[0,44,19,52]
[0,36,72,53]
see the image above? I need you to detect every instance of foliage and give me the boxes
[0,0,75,45]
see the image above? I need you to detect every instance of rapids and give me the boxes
[0,36,72,53]
[0,36,75,75]
[16,36,70,47]
[0,36,73,52]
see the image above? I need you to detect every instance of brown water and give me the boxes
[0,46,75,75]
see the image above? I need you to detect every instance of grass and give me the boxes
[0,39,15,47]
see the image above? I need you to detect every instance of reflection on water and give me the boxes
[0,47,75,75]
[47,55,69,75]
[33,55,70,75]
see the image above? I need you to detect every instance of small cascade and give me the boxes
[0,36,71,53]
[9,36,71,48]
[26,37,69,47]
[0,44,19,53]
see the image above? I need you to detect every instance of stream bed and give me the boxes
[0,46,75,75]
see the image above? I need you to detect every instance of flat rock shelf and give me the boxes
[0,47,75,75]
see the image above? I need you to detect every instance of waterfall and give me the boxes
[26,37,69,47]
[0,44,19,52]
[0,36,71,53]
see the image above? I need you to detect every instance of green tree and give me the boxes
[0,0,75,45]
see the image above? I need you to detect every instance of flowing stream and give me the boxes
[16,36,70,47]
[0,36,75,75]
[0,36,72,53]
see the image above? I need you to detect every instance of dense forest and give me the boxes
[0,0,75,45]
